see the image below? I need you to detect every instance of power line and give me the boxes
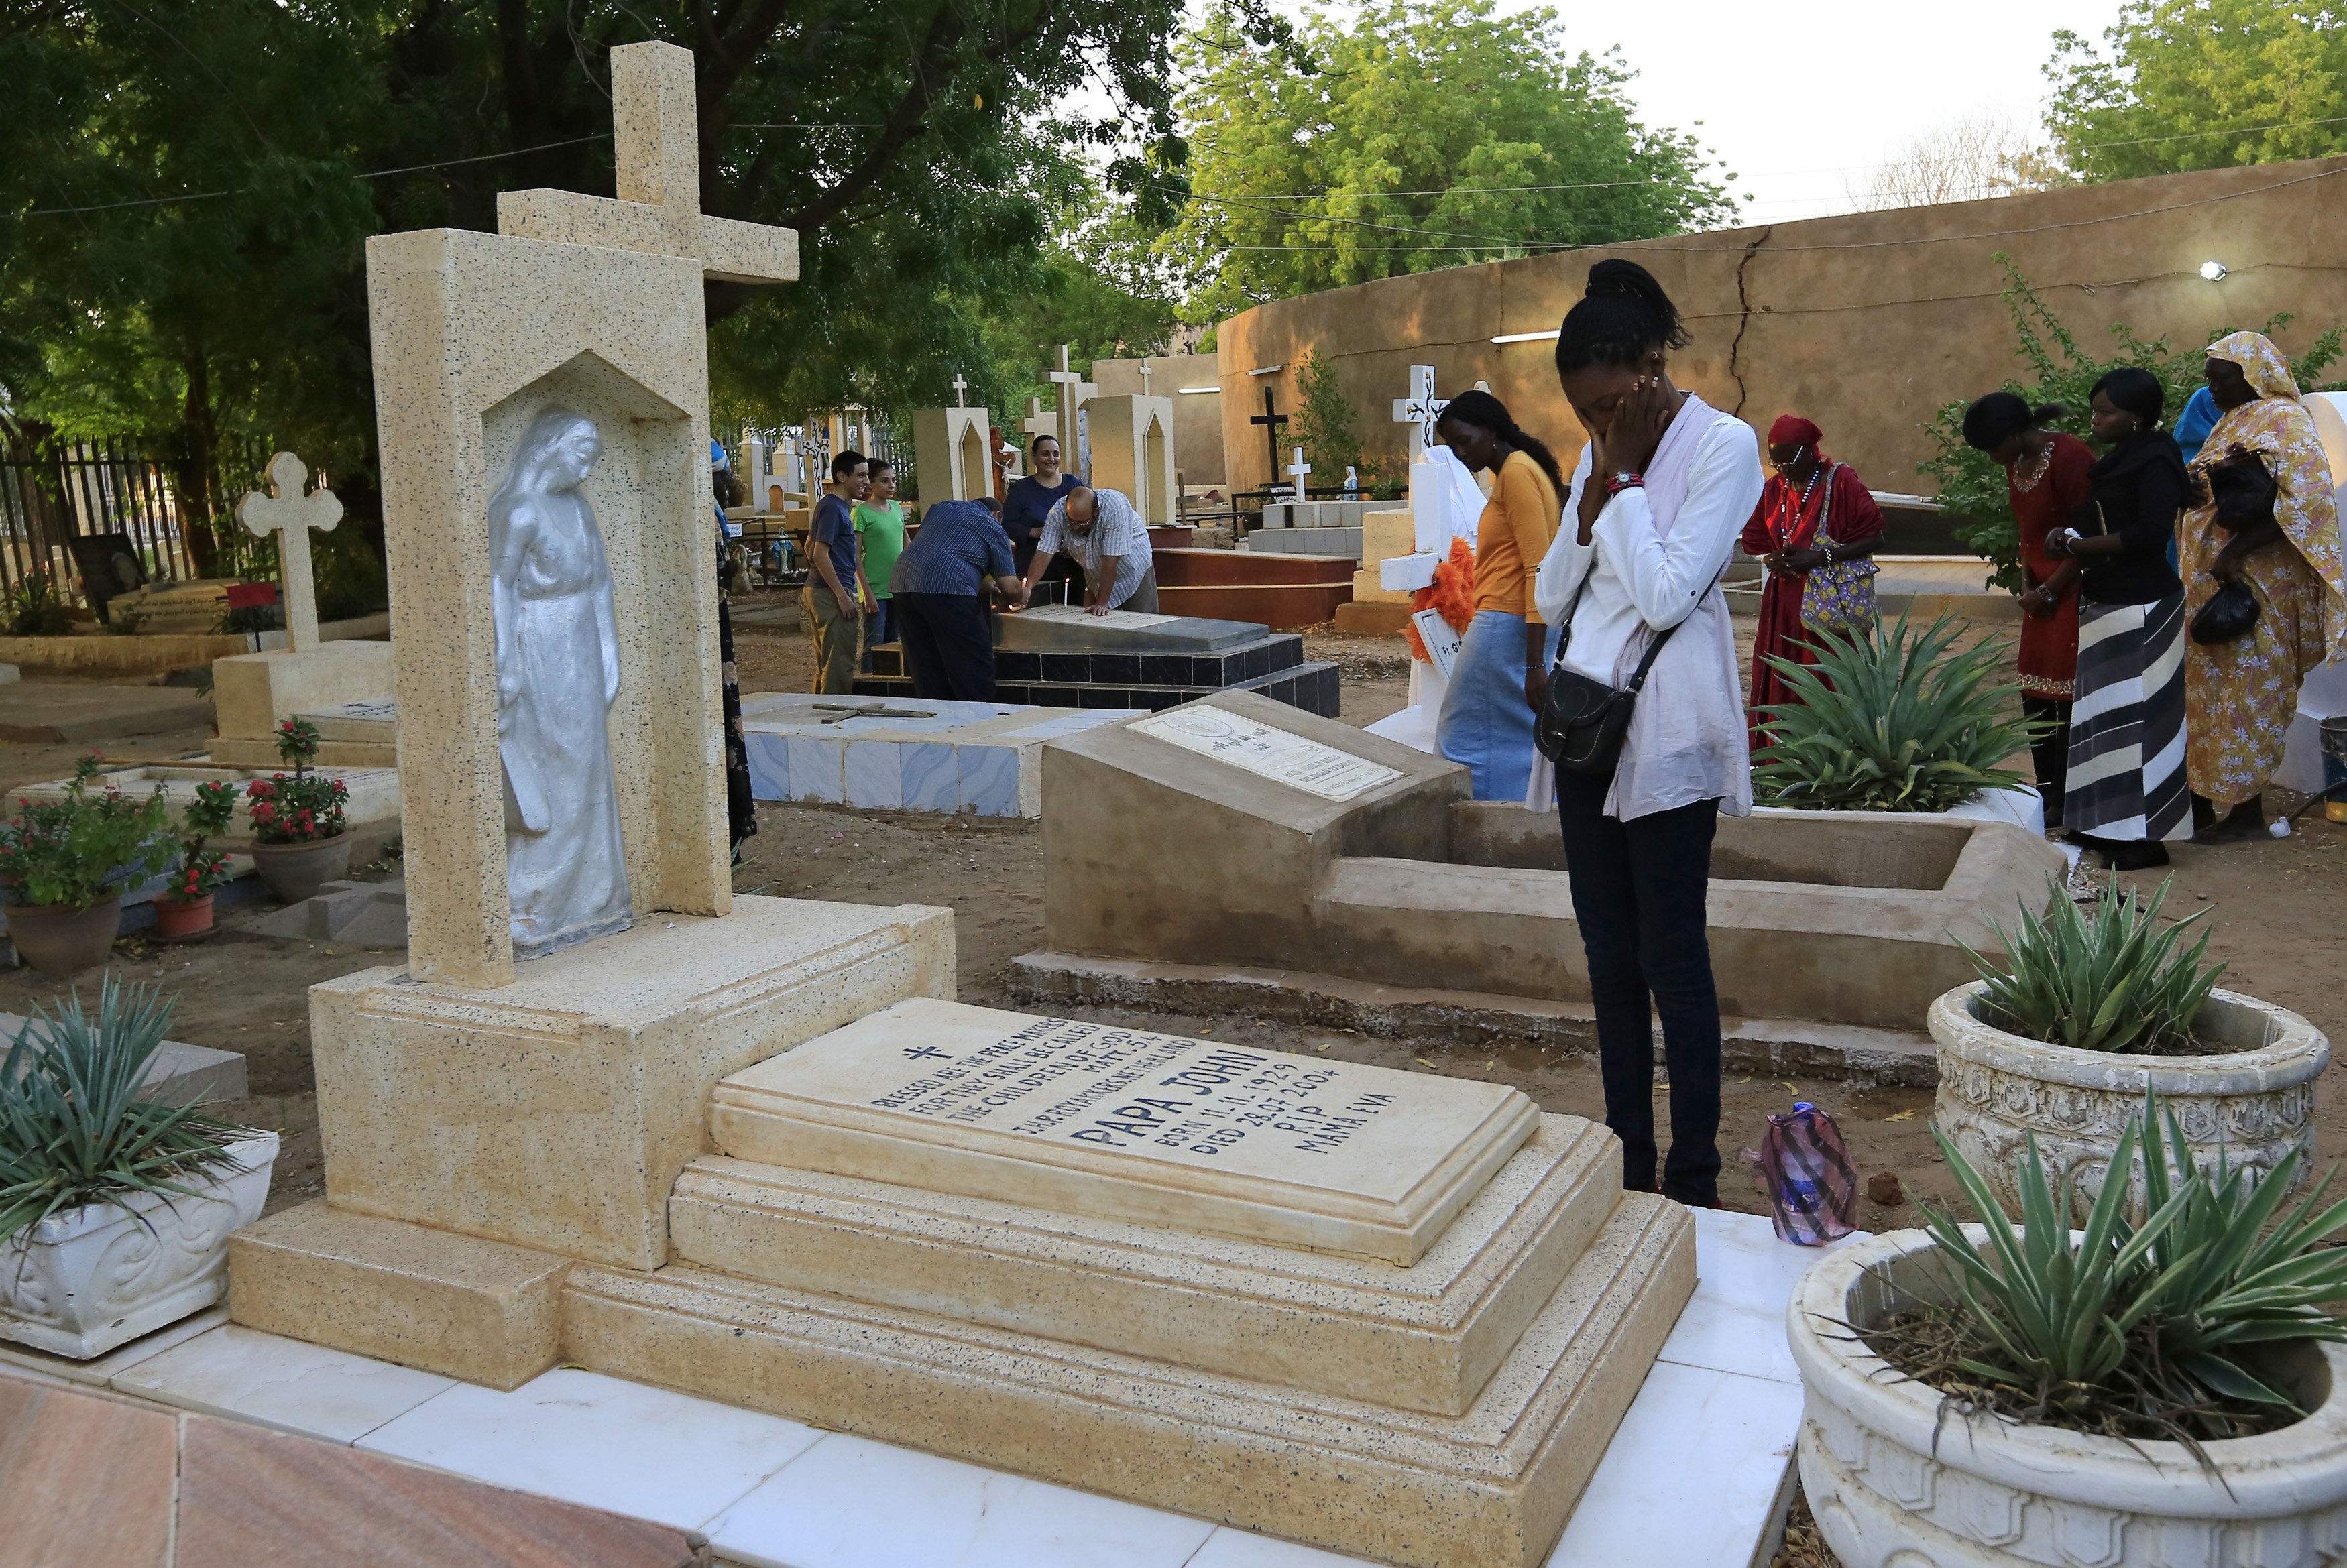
[21,133,612,218]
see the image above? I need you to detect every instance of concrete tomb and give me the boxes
[857,603,1342,717]
[1014,690,2068,1081]
[224,43,1691,1568]
[737,691,1136,817]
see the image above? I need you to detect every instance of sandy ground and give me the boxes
[1,598,2335,1244]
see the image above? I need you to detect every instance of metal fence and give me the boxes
[0,436,266,607]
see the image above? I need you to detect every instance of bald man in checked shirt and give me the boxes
[1019,486,1158,615]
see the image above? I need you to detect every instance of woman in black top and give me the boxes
[2044,367,2193,868]
[1000,434,1080,591]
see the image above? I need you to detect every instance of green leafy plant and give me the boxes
[1917,256,2344,592]
[103,605,146,636]
[0,757,175,911]
[1872,1091,2347,1443]
[0,979,249,1243]
[4,574,75,637]
[1961,873,2226,1054]
[1293,351,1385,493]
[243,717,345,844]
[1753,613,2039,813]
[162,780,239,903]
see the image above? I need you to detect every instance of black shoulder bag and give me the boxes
[1533,545,1678,777]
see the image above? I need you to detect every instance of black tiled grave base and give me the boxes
[848,660,1341,719]
[866,634,1303,689]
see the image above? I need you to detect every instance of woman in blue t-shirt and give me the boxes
[1001,434,1080,593]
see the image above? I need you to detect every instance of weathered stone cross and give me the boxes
[952,373,969,408]
[1137,358,1153,396]
[496,44,797,287]
[236,452,343,650]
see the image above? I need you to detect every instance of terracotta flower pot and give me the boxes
[152,892,216,940]
[7,895,125,975]
[249,835,351,904]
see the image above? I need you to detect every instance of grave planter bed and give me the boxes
[1930,981,2328,1216]
[0,1130,278,1358]
[1789,1227,2347,1568]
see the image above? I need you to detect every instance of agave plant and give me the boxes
[0,978,248,1243]
[1753,612,2039,813]
[1902,1089,2347,1439]
[1961,873,2225,1054]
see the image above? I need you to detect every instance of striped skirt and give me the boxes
[2067,591,2191,843]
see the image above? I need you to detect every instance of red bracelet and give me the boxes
[1604,472,1644,497]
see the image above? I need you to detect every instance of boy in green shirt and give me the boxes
[854,458,907,672]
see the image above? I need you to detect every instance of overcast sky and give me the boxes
[1540,0,2129,223]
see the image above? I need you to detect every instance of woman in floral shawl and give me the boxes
[2183,331,2347,840]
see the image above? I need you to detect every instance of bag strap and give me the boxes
[1624,620,1678,694]
[1811,463,1840,547]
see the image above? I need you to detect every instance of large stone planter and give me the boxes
[0,1130,277,1358]
[5,894,125,975]
[250,834,351,904]
[1931,981,2328,1215]
[1790,1228,2347,1567]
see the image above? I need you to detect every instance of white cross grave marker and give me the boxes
[1137,358,1153,396]
[1390,365,1447,459]
[237,452,343,650]
[1287,446,1312,498]
[952,373,968,408]
[1021,396,1057,441]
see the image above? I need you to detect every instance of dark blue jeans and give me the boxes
[1555,770,1723,1207]
[895,591,996,702]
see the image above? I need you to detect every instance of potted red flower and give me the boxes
[245,718,352,904]
[152,780,239,939]
[0,757,175,974]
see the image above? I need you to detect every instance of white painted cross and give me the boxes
[952,373,968,408]
[1287,446,1313,497]
[1045,343,1096,453]
[1137,358,1153,396]
[1390,365,1448,459]
[236,452,343,650]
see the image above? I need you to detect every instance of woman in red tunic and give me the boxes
[1739,415,1886,747]
[1962,394,2092,828]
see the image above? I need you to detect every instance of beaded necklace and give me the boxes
[1769,463,1826,550]
[2012,437,2053,493]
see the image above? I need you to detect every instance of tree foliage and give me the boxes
[2044,0,2347,180]
[1163,0,1733,321]
[1916,255,2342,592]
[1292,351,1368,488]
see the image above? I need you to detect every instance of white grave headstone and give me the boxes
[1286,446,1312,499]
[236,453,343,650]
[1133,705,1401,801]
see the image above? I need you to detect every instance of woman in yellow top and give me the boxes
[1432,388,1567,799]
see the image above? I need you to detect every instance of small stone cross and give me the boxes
[952,374,969,408]
[1287,447,1312,497]
[1021,396,1057,440]
[1137,359,1153,396]
[1391,365,1448,459]
[236,452,343,650]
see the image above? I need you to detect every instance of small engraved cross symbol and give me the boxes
[902,1046,949,1061]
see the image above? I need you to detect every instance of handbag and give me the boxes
[1796,464,1878,635]
[2191,578,2260,644]
[1534,546,1676,776]
[2204,448,2277,530]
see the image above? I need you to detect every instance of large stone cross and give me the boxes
[496,45,797,286]
[1391,365,1447,459]
[236,452,342,650]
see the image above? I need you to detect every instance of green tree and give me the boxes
[1163,0,1733,320]
[2044,0,2347,180]
[1916,255,2341,591]
[1292,351,1365,489]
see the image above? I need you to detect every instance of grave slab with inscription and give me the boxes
[711,998,1534,1262]
[994,603,1261,652]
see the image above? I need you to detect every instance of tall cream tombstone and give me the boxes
[1086,389,1179,524]
[231,41,954,1380]
[909,375,992,503]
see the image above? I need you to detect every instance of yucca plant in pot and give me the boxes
[1752,612,2041,819]
[1790,1093,2347,1568]
[0,756,176,975]
[245,717,352,904]
[1932,873,2328,1217]
[0,979,276,1357]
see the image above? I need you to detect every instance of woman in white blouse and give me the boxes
[1533,259,1765,1209]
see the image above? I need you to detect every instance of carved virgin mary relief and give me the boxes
[488,407,633,954]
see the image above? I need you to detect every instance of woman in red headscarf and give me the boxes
[1739,415,1886,745]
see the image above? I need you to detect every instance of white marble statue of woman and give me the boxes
[489,408,632,955]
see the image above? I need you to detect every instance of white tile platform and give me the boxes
[740,693,1138,817]
[52,1209,1853,1568]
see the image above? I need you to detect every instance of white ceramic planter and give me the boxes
[0,1130,277,1358]
[1791,1228,2347,1567]
[1931,982,2328,1215]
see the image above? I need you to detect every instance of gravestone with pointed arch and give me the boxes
[911,374,993,504]
[1087,389,1180,526]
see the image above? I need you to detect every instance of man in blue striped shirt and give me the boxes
[1020,486,1158,615]
[889,500,1029,701]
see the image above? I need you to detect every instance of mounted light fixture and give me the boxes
[1247,364,1285,377]
[2200,260,2230,282]
[1491,330,1561,345]
[1177,385,1221,395]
